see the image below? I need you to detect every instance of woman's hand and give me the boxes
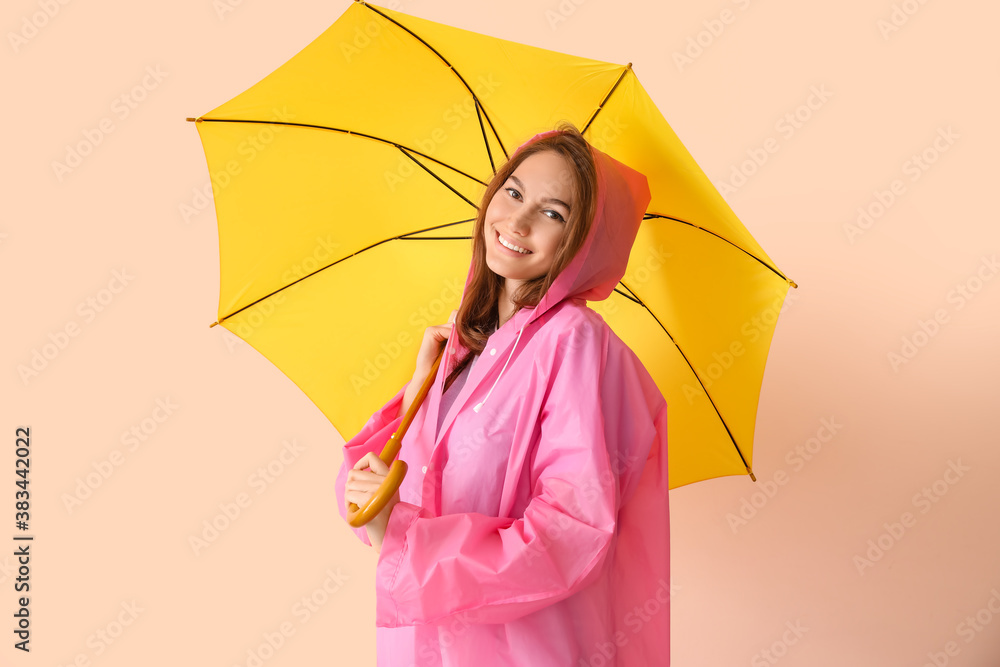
[398,309,457,419]
[413,308,457,380]
[345,451,401,553]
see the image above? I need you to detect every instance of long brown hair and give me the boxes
[443,120,599,393]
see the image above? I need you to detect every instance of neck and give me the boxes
[498,279,520,329]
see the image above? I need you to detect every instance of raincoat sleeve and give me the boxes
[334,382,409,548]
[374,324,619,627]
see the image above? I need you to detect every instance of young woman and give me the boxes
[335,122,670,666]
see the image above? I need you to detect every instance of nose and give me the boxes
[506,206,532,237]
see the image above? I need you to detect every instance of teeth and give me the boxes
[498,232,531,254]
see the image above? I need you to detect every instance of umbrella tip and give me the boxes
[789,279,798,288]
[186,117,199,122]
[209,321,219,328]
[747,466,757,482]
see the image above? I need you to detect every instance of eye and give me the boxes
[505,188,566,222]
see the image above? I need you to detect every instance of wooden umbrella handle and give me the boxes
[345,344,446,528]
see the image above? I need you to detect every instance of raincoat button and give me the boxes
[490,348,496,355]
[421,465,428,473]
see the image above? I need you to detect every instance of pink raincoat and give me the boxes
[335,130,670,666]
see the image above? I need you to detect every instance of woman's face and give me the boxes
[483,150,575,286]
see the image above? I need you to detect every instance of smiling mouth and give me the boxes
[496,230,532,255]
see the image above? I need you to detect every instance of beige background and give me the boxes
[4,0,999,665]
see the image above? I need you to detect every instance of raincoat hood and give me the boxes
[444,129,652,411]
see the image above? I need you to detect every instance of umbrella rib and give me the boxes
[644,212,797,287]
[581,62,633,135]
[396,146,482,210]
[211,222,476,326]
[358,2,509,168]
[474,98,498,175]
[191,117,489,194]
[614,281,756,479]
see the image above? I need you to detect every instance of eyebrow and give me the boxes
[509,175,572,212]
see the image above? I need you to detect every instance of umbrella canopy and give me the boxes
[188,0,796,489]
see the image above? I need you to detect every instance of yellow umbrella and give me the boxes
[187,0,797,493]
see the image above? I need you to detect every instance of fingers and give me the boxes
[346,453,392,506]
[352,451,389,475]
[344,476,383,503]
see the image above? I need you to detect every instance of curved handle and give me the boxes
[345,343,447,527]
